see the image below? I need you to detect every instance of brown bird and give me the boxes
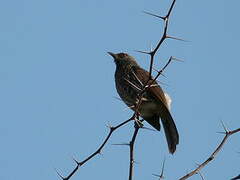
[108,52,179,154]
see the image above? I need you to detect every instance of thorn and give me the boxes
[149,84,159,88]
[152,67,167,77]
[142,11,165,20]
[72,157,79,165]
[197,170,205,180]
[220,120,229,133]
[131,69,144,87]
[166,35,188,42]
[124,78,142,91]
[171,56,184,62]
[146,84,159,88]
[106,122,112,129]
[54,168,65,180]
[160,72,167,78]
[112,143,130,146]
[152,157,166,179]
[195,162,201,167]
[135,50,151,55]
[130,159,140,165]
[152,67,159,72]
[216,131,226,134]
[152,173,161,178]
[133,160,140,164]
[150,43,153,52]
[160,157,166,178]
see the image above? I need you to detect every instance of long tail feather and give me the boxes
[161,109,179,154]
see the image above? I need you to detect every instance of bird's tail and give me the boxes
[161,108,179,154]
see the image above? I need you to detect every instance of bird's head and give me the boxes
[108,52,139,67]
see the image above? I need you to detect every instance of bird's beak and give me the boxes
[107,52,117,59]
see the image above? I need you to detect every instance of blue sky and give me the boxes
[0,0,239,179]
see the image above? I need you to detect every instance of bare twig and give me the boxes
[129,123,141,180]
[152,56,174,83]
[152,157,166,179]
[197,170,205,180]
[142,0,178,80]
[56,116,134,180]
[179,127,240,180]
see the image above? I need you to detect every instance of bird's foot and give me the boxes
[134,119,143,129]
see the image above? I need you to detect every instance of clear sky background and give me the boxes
[0,0,239,180]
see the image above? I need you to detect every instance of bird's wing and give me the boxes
[131,66,169,108]
[131,66,179,154]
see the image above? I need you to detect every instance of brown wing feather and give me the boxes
[132,66,179,154]
[131,66,169,108]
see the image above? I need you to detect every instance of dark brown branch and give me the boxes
[126,50,175,180]
[152,157,166,179]
[144,0,177,79]
[129,123,141,180]
[57,116,134,180]
[179,128,240,180]
[197,171,205,180]
[152,56,173,83]
[127,1,179,178]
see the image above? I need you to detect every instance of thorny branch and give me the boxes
[152,157,166,179]
[129,123,141,180]
[139,0,182,80]
[179,127,240,180]
[56,116,134,180]
[57,0,180,179]
[127,0,180,177]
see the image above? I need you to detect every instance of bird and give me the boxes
[108,52,179,154]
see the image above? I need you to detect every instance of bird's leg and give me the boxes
[134,112,143,128]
